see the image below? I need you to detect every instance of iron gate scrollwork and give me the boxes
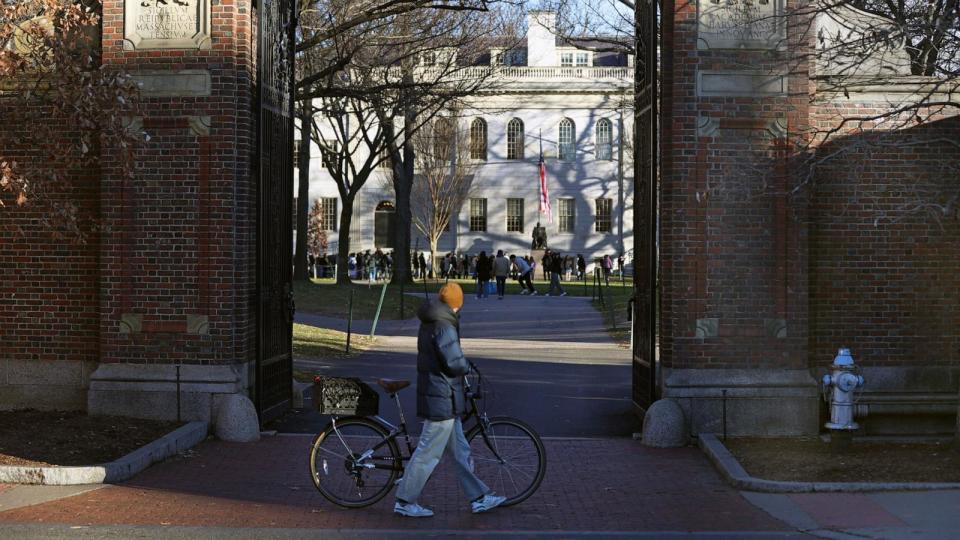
[632,0,659,412]
[256,0,296,424]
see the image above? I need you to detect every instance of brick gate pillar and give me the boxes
[88,0,258,423]
[659,0,816,435]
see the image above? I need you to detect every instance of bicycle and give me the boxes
[308,363,546,509]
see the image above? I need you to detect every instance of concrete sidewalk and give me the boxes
[297,292,626,347]
[0,435,789,536]
[284,291,634,438]
[4,437,960,538]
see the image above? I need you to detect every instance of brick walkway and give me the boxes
[0,436,787,533]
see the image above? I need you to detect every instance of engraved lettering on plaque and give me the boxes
[124,0,210,50]
[698,0,785,50]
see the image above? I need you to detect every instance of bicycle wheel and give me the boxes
[466,416,546,506]
[309,417,401,508]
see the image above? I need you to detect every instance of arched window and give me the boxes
[596,118,613,160]
[558,118,575,161]
[470,118,487,160]
[507,118,524,160]
[433,118,452,160]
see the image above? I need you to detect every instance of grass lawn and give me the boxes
[294,275,635,346]
[294,278,425,320]
[589,277,633,346]
[292,323,373,361]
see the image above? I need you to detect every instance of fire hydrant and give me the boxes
[822,348,865,430]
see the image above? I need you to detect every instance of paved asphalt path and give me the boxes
[273,292,638,437]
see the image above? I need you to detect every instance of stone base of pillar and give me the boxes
[662,368,820,437]
[88,362,252,425]
[0,358,97,411]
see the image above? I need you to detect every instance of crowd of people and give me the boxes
[305,249,626,293]
[341,249,395,281]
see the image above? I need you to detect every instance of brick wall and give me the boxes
[0,112,100,410]
[808,108,960,369]
[659,0,810,371]
[98,0,258,369]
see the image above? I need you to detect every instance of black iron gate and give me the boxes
[255,0,296,424]
[632,0,659,412]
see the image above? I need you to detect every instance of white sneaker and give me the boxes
[531,291,539,296]
[560,292,568,296]
[394,501,434,517]
[471,493,506,514]
[519,290,528,295]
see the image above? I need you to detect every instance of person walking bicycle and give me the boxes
[393,283,506,517]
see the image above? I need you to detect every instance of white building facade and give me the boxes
[297,12,634,270]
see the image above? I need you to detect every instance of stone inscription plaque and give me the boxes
[698,0,785,50]
[124,0,211,51]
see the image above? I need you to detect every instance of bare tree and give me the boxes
[294,100,314,281]
[362,5,521,285]
[384,113,479,275]
[295,0,519,285]
[312,96,389,284]
[0,0,140,238]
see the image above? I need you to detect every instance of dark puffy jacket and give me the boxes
[476,254,491,281]
[415,301,470,420]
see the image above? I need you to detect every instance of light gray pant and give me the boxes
[396,418,489,504]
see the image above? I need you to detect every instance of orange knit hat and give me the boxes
[438,282,464,310]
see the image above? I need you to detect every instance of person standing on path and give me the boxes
[546,250,567,297]
[394,283,507,518]
[510,254,538,295]
[475,251,491,299]
[602,254,613,286]
[493,250,511,299]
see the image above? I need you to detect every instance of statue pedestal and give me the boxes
[530,249,546,278]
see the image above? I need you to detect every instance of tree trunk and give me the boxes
[429,236,439,277]
[294,103,312,281]
[335,195,355,285]
[390,108,416,286]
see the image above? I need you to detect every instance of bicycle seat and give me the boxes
[377,378,410,393]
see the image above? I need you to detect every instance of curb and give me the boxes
[699,433,960,493]
[0,421,208,486]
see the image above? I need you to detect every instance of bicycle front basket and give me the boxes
[313,376,379,416]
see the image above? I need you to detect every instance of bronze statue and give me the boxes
[531,221,547,250]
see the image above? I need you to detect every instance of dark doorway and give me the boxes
[374,201,396,249]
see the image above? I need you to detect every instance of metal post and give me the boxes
[722,389,728,441]
[370,281,389,338]
[345,287,354,354]
[609,300,617,331]
[399,281,405,319]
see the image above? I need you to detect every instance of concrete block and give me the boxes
[87,363,249,422]
[0,384,86,411]
[88,389,177,421]
[213,394,260,443]
[6,358,83,386]
[663,368,820,437]
[641,399,689,447]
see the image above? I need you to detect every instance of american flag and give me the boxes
[538,135,552,223]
